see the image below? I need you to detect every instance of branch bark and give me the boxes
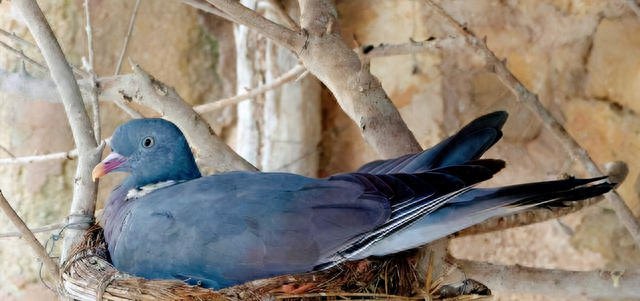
[0,220,65,238]
[13,0,103,264]
[0,149,78,164]
[0,27,89,78]
[97,64,257,174]
[0,191,60,283]
[453,258,638,299]
[363,38,454,58]
[206,0,304,52]
[204,0,422,159]
[423,0,640,248]
[194,64,307,113]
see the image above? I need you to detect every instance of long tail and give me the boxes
[347,177,613,261]
[327,111,613,267]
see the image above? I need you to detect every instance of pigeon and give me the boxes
[92,111,613,289]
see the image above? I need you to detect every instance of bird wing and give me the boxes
[111,171,393,288]
[111,160,501,288]
[358,111,508,174]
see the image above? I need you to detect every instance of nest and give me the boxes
[59,225,491,301]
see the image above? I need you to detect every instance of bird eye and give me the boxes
[142,137,155,148]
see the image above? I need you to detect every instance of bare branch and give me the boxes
[202,0,421,159]
[0,220,65,238]
[0,149,78,164]
[97,64,257,173]
[363,38,455,58]
[114,0,141,75]
[0,27,34,47]
[258,0,300,31]
[180,0,240,23]
[0,27,90,78]
[423,0,640,248]
[206,0,304,52]
[13,0,103,264]
[194,64,306,113]
[296,0,422,158]
[453,258,639,299]
[0,144,15,158]
[83,0,100,143]
[0,190,60,282]
[0,40,48,72]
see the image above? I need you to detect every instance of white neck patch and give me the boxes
[125,180,182,201]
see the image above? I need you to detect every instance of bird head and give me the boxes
[92,118,202,188]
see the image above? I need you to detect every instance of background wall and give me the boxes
[0,0,638,300]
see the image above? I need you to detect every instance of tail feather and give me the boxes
[323,111,613,268]
[358,111,508,174]
[346,177,613,261]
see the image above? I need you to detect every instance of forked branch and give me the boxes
[203,0,422,159]
[13,0,103,263]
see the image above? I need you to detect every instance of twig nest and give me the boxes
[61,226,490,300]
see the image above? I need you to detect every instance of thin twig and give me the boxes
[453,258,638,298]
[629,0,640,20]
[114,0,142,75]
[0,40,48,73]
[0,144,16,158]
[112,99,144,118]
[194,64,306,113]
[0,149,78,164]
[180,0,239,23]
[363,38,455,57]
[0,27,89,77]
[0,27,34,47]
[0,220,65,238]
[206,0,303,52]
[83,0,100,143]
[423,0,640,248]
[13,0,103,264]
[258,0,300,31]
[0,190,60,281]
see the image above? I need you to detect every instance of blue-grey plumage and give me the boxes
[94,111,613,289]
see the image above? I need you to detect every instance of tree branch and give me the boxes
[363,38,455,58]
[0,149,78,164]
[205,0,304,52]
[97,64,258,174]
[453,258,638,299]
[180,0,239,23]
[0,40,48,73]
[423,0,640,248]
[296,0,422,158]
[114,0,141,76]
[0,190,60,283]
[194,64,306,113]
[0,220,65,238]
[83,0,100,143]
[0,27,90,78]
[258,0,301,31]
[13,0,103,264]
[199,0,422,159]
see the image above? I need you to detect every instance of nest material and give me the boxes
[60,225,491,301]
